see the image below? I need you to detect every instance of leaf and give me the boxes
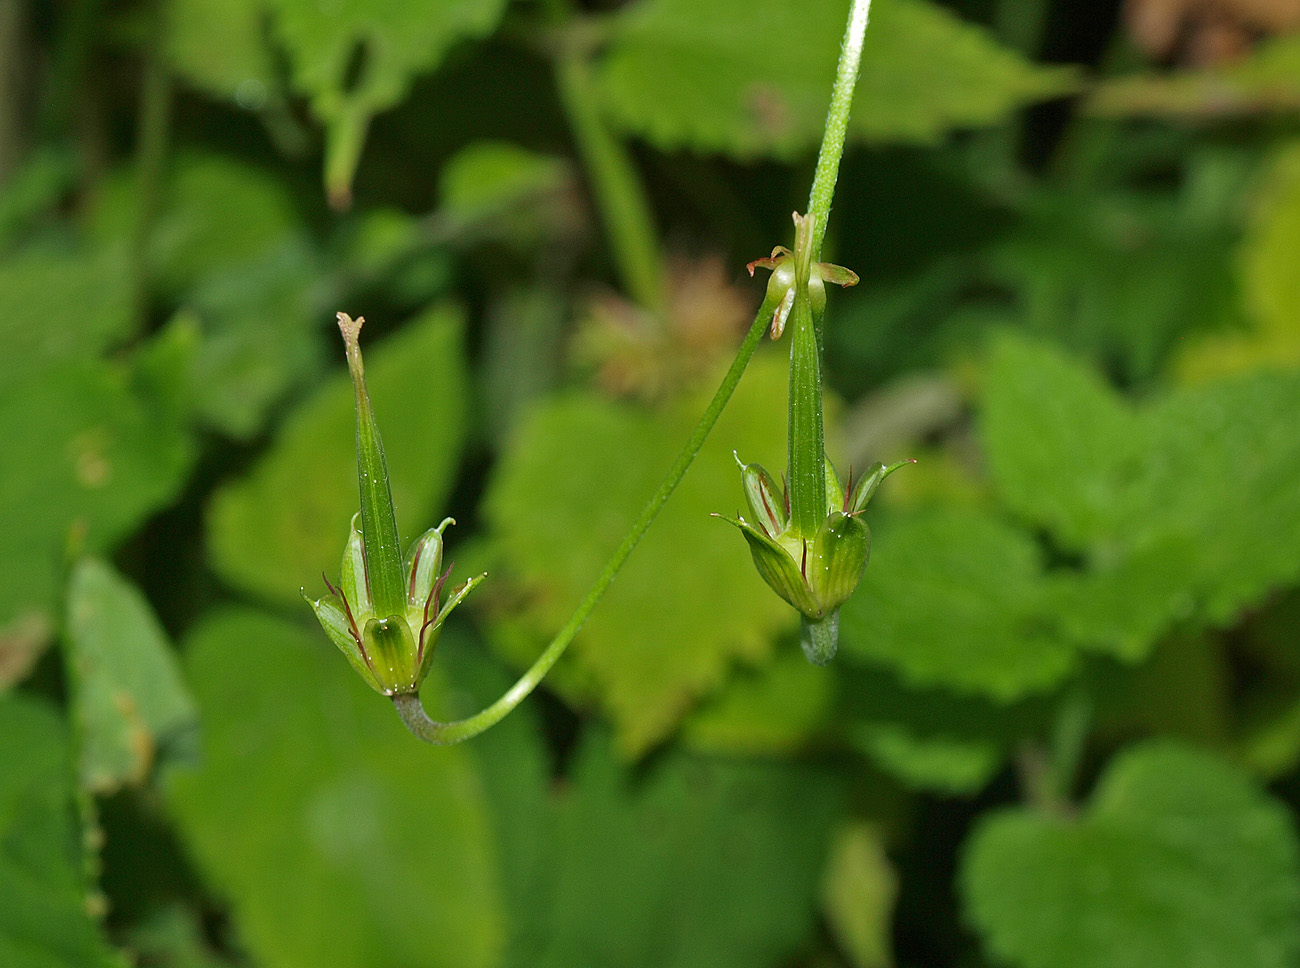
[165,0,274,102]
[84,151,325,437]
[680,647,834,755]
[0,695,123,968]
[208,305,468,605]
[838,508,1077,701]
[962,742,1300,968]
[480,353,797,754]
[837,665,1050,795]
[822,823,897,968]
[981,332,1140,551]
[264,0,510,201]
[982,334,1300,661]
[65,558,198,795]
[88,151,301,296]
[438,141,571,223]
[0,360,194,630]
[853,722,1002,796]
[164,608,504,968]
[184,241,327,439]
[595,0,1077,159]
[0,244,133,385]
[511,729,841,968]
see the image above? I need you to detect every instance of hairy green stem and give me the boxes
[806,0,872,264]
[555,47,665,313]
[394,293,779,744]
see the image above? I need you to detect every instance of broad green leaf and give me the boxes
[981,333,1140,551]
[87,152,300,296]
[982,335,1300,662]
[85,151,322,437]
[1139,373,1300,625]
[839,508,1076,701]
[165,608,503,968]
[165,0,274,102]
[0,360,193,631]
[822,823,896,968]
[1178,142,1300,381]
[681,647,834,755]
[208,305,468,605]
[596,0,1077,159]
[1086,33,1300,119]
[481,353,797,754]
[510,730,841,968]
[264,0,510,201]
[962,742,1300,968]
[0,244,132,384]
[65,558,198,795]
[0,695,123,968]
[853,722,1002,796]
[438,141,570,223]
[184,240,327,439]
[427,632,555,967]
[837,658,1050,795]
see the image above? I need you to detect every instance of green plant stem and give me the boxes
[394,293,779,745]
[554,46,665,314]
[806,0,872,264]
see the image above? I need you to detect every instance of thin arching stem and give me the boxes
[393,295,778,744]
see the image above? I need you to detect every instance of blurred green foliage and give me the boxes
[4,0,1300,966]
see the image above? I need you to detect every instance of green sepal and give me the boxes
[810,510,871,612]
[847,459,913,514]
[737,458,787,538]
[339,513,371,616]
[301,588,385,694]
[815,262,859,289]
[404,517,453,607]
[362,615,420,696]
[414,571,488,684]
[826,461,847,515]
[715,514,821,618]
[801,611,839,666]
